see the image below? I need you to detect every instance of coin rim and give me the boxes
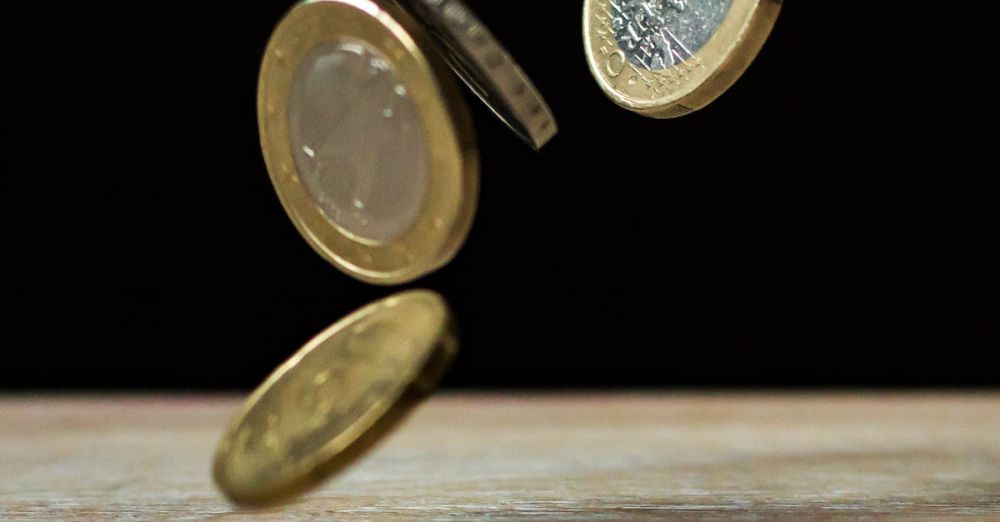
[212,289,457,506]
[400,0,558,150]
[584,0,781,118]
[259,0,479,285]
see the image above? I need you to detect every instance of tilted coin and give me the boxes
[398,0,558,150]
[259,0,557,285]
[259,0,478,285]
[213,290,457,506]
[584,0,781,118]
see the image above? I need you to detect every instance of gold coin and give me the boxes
[259,0,478,285]
[213,290,457,505]
[584,0,781,118]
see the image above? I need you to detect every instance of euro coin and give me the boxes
[400,0,558,150]
[584,0,781,118]
[259,0,478,285]
[213,290,457,505]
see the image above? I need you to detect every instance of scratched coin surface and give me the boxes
[584,0,781,118]
[213,290,457,505]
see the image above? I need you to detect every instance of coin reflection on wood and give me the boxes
[584,0,781,118]
[212,290,457,506]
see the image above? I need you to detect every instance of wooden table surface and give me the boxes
[1,393,998,519]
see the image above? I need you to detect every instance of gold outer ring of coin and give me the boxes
[259,0,478,285]
[213,290,457,506]
[584,0,781,118]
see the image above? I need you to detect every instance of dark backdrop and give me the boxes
[2,2,997,389]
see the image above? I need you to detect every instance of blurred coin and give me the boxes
[213,290,457,505]
[258,0,478,285]
[399,0,557,149]
[584,0,781,118]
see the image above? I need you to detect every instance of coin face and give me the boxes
[288,41,431,244]
[213,290,456,505]
[584,0,781,118]
[259,0,478,285]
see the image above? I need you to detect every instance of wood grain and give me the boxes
[1,393,998,519]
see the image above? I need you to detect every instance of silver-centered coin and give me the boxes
[398,0,558,150]
[611,0,732,70]
[585,0,781,118]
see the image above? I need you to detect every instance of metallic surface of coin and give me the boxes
[213,290,457,505]
[584,0,781,118]
[288,41,431,244]
[259,0,478,285]
[398,0,558,150]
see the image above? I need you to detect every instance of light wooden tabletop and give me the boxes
[1,393,998,519]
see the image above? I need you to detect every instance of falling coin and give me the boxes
[213,289,457,506]
[259,0,556,285]
[399,0,558,150]
[259,0,478,285]
[584,0,781,118]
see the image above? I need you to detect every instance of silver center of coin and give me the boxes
[289,41,429,243]
[611,0,733,70]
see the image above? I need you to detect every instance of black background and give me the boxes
[2,1,997,390]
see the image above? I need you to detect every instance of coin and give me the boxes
[213,290,457,506]
[398,0,558,150]
[584,0,781,118]
[259,0,478,285]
